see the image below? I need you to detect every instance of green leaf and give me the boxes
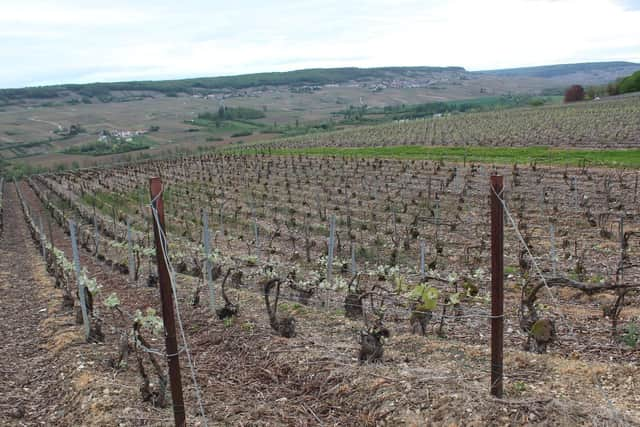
[410,284,439,310]
[422,286,439,310]
[448,292,461,305]
[410,283,426,299]
[103,293,120,308]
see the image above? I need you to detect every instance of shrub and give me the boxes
[231,131,252,137]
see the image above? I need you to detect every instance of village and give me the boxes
[97,128,149,143]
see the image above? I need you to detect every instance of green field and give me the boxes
[255,145,640,168]
[62,135,155,156]
[189,118,262,137]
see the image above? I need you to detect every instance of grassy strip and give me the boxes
[250,146,640,168]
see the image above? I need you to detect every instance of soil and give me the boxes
[0,182,71,424]
[2,169,640,426]
[0,182,167,426]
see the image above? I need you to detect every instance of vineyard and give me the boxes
[1,150,640,425]
[257,94,640,151]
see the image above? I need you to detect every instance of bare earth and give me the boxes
[1,176,640,425]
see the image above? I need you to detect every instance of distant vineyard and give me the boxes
[259,94,640,150]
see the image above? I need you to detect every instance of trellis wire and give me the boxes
[150,191,207,425]
[491,186,572,334]
[236,265,502,322]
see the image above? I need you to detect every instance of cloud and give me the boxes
[1,0,639,88]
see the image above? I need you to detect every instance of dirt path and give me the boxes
[13,181,176,425]
[28,117,63,132]
[0,183,163,426]
[0,182,70,424]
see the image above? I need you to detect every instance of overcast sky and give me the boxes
[2,0,640,88]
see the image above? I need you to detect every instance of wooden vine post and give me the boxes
[419,239,426,276]
[69,220,90,340]
[490,175,504,398]
[202,209,215,310]
[126,217,135,283]
[149,177,186,427]
[327,214,336,284]
[38,215,45,257]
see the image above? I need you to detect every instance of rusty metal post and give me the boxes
[149,177,186,427]
[490,175,504,398]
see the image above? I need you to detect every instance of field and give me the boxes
[253,94,640,151]
[2,62,638,173]
[2,145,640,425]
[2,68,640,425]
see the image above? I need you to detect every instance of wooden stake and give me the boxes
[490,175,504,398]
[149,177,186,427]
[69,220,90,340]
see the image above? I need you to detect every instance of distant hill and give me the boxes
[476,61,640,84]
[2,62,638,105]
[0,66,465,103]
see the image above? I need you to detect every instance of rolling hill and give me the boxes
[2,61,639,105]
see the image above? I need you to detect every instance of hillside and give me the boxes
[1,61,639,174]
[477,61,640,85]
[2,61,638,105]
[0,66,466,103]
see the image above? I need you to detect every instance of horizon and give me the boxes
[1,60,639,90]
[2,0,640,89]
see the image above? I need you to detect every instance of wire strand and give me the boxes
[151,192,208,425]
[491,185,574,333]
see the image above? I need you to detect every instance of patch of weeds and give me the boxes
[504,265,518,276]
[278,302,306,315]
[621,322,638,348]
[513,381,527,394]
[588,274,605,284]
[289,303,306,315]
[241,321,255,333]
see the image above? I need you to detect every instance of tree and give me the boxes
[564,85,585,103]
[607,82,620,96]
[618,71,640,94]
